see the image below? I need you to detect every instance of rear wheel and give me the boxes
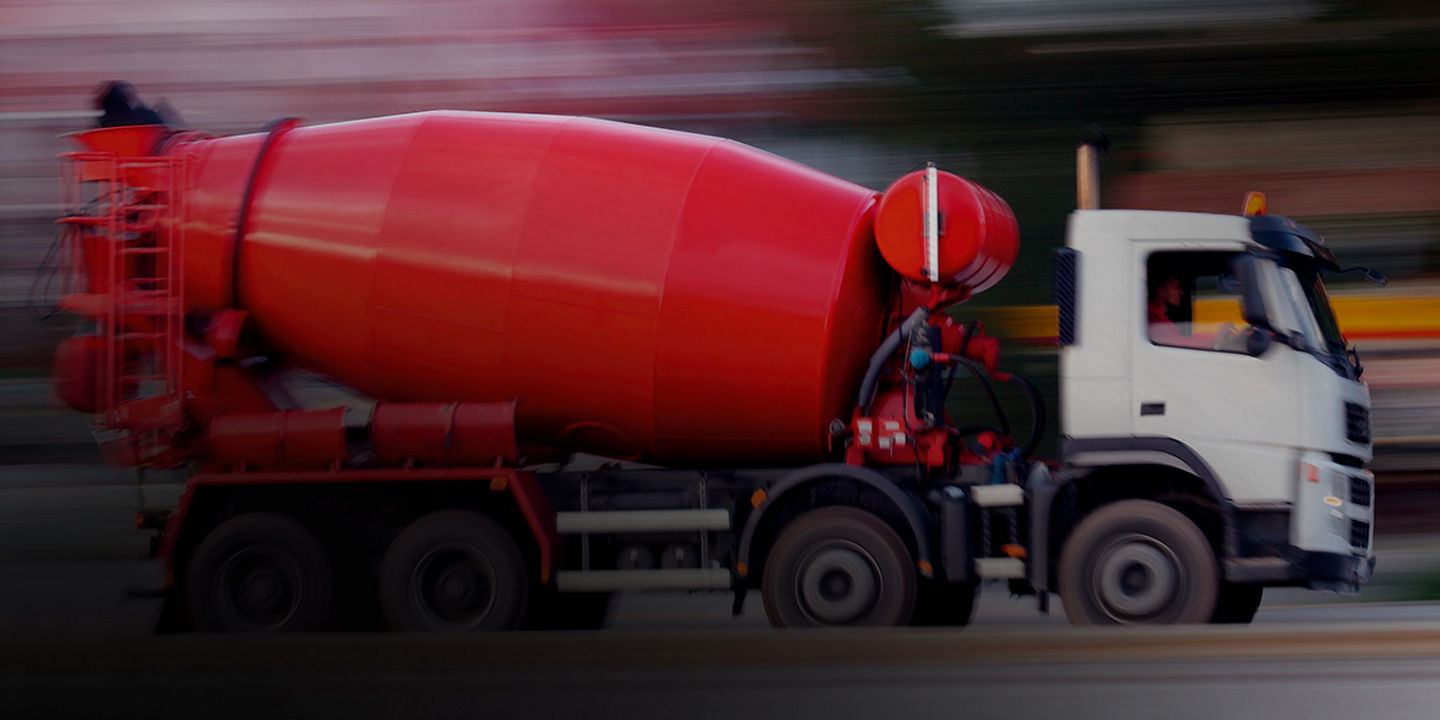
[379,510,529,632]
[1058,500,1218,626]
[763,507,916,628]
[1211,582,1263,624]
[185,512,333,633]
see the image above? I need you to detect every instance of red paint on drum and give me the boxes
[176,112,888,466]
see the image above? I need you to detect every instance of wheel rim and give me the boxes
[214,546,304,630]
[1091,533,1181,622]
[409,541,498,628]
[794,539,884,625]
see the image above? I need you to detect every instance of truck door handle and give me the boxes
[1140,402,1165,416]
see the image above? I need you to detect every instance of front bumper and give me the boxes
[1300,550,1376,592]
[1224,549,1375,592]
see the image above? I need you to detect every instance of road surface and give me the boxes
[8,624,1440,719]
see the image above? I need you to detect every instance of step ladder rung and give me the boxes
[119,303,174,315]
[554,569,731,592]
[556,509,731,534]
[975,557,1027,579]
[57,294,111,315]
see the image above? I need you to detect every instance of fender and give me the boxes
[1029,436,1239,595]
[736,463,935,581]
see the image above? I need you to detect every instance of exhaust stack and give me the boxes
[1076,126,1110,210]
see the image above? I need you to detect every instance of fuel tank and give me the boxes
[177,112,890,466]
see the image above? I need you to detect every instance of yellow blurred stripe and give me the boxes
[988,293,1440,341]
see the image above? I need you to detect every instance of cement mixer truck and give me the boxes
[43,87,1377,631]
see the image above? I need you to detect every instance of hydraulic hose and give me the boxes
[954,357,1011,438]
[857,306,931,414]
[1004,373,1047,460]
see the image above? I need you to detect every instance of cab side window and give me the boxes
[1146,251,1251,353]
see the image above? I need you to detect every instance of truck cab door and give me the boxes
[1129,248,1302,502]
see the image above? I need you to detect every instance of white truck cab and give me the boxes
[1029,168,1377,624]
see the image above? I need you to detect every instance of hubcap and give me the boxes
[217,547,302,629]
[796,540,882,625]
[411,542,497,627]
[1093,533,1180,621]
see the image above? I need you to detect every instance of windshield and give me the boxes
[1264,255,1356,377]
[1303,272,1347,353]
[1277,267,1326,354]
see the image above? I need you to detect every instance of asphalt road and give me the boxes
[9,625,1440,720]
[7,464,1440,719]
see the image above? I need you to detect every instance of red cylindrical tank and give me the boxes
[873,169,1018,292]
[173,112,890,466]
[208,408,349,471]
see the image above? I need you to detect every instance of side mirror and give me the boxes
[1337,266,1389,287]
[1230,255,1269,329]
[1246,327,1273,357]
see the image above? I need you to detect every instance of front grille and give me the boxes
[1350,476,1373,507]
[1345,402,1371,444]
[1350,519,1371,550]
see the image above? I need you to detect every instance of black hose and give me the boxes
[26,231,64,321]
[940,321,976,404]
[1004,373,1047,460]
[30,195,106,322]
[955,357,1010,438]
[857,306,930,414]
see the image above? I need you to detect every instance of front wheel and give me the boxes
[379,510,530,632]
[1058,500,1218,626]
[763,507,916,628]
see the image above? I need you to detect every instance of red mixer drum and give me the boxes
[873,168,1018,292]
[174,112,891,466]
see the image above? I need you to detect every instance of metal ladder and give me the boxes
[57,147,187,466]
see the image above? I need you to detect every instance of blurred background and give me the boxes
[2,0,1440,613]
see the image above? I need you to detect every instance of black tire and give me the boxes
[1212,582,1263,624]
[379,510,529,632]
[763,507,916,628]
[185,512,333,633]
[1058,500,1218,626]
[911,579,980,627]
